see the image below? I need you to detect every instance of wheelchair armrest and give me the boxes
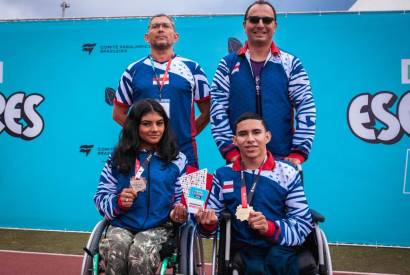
[310,209,325,223]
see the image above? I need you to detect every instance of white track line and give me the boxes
[0,249,82,257]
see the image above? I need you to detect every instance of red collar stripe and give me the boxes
[237,41,280,56]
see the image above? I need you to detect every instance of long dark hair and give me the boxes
[112,99,179,174]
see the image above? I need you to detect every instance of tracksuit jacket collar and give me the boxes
[237,41,280,56]
[232,151,276,171]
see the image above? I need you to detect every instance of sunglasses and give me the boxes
[247,16,275,25]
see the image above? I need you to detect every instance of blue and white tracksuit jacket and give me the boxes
[94,151,187,232]
[114,55,210,166]
[206,153,313,247]
[210,42,316,161]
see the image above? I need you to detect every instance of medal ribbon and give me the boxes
[134,152,153,179]
[149,56,172,100]
[240,156,267,208]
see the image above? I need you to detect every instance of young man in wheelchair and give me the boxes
[196,112,313,274]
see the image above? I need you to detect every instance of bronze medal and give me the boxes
[130,177,147,193]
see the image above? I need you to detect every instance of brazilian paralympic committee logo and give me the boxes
[79,145,114,159]
[80,145,94,156]
[347,91,410,144]
[0,92,45,140]
[82,42,149,55]
[82,43,97,55]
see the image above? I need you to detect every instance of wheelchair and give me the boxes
[81,218,206,275]
[201,165,332,275]
[206,209,332,275]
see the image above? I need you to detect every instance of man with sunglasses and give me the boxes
[210,0,316,166]
[113,14,211,168]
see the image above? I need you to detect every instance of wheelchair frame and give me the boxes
[81,219,205,275]
[208,210,333,275]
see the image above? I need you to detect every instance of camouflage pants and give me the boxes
[99,224,173,275]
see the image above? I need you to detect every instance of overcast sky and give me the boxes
[0,0,409,20]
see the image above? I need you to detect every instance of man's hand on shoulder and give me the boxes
[284,157,301,166]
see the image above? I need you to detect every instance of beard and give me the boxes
[151,41,172,51]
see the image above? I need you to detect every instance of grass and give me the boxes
[0,228,409,274]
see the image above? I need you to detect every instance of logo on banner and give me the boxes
[79,144,114,159]
[347,91,410,144]
[0,92,45,140]
[80,145,94,156]
[402,59,410,84]
[0,61,3,83]
[82,42,149,55]
[82,43,97,54]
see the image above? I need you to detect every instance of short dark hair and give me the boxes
[113,99,179,174]
[234,112,268,133]
[244,0,277,22]
[148,13,176,30]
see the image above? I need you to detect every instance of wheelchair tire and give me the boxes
[81,219,108,275]
[179,222,205,275]
[179,221,193,275]
[191,228,205,275]
[320,229,333,275]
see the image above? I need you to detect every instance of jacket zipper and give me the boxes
[141,155,151,228]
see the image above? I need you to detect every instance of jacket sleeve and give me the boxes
[193,63,211,102]
[210,58,239,160]
[172,152,188,206]
[287,56,316,160]
[93,155,121,220]
[205,172,225,216]
[198,171,225,234]
[273,171,313,246]
[114,63,136,107]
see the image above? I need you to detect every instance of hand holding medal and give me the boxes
[248,210,269,235]
[119,187,137,210]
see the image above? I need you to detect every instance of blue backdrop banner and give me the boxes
[0,12,409,246]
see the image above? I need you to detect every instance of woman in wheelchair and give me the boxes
[94,99,188,275]
[196,112,314,275]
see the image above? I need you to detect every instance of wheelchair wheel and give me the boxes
[320,229,333,275]
[179,222,191,274]
[81,219,108,275]
[190,226,205,275]
[179,222,205,275]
